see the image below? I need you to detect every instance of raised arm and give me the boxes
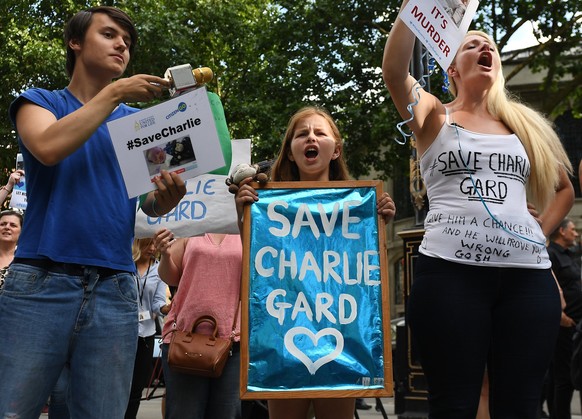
[0,170,24,205]
[382,0,443,152]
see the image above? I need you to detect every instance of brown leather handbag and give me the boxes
[167,315,234,377]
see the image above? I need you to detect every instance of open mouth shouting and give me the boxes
[305,146,319,160]
[478,52,493,69]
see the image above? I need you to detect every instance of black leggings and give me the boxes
[408,255,561,419]
[124,335,155,419]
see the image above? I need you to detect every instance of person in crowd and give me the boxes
[234,106,396,419]
[382,1,574,417]
[0,169,24,206]
[0,6,185,418]
[0,208,23,289]
[154,231,243,419]
[546,218,582,419]
[125,237,170,419]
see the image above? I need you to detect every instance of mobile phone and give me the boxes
[16,153,24,171]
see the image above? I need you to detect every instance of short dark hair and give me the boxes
[550,218,572,240]
[64,6,138,77]
[0,209,24,227]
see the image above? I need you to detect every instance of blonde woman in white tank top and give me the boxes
[383,1,573,417]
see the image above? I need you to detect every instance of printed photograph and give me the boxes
[144,135,197,176]
[438,0,469,27]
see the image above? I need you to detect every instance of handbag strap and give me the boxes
[191,315,220,336]
[230,285,241,341]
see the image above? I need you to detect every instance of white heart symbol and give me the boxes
[284,327,344,375]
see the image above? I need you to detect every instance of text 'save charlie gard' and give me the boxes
[242,183,391,396]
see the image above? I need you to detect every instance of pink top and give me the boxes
[162,234,242,343]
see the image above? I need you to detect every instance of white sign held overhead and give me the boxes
[400,0,479,70]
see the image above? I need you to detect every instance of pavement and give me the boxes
[39,392,582,418]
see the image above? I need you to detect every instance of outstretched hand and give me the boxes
[153,228,175,257]
[110,74,171,103]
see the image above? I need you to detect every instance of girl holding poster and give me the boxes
[235,106,396,419]
[383,1,574,417]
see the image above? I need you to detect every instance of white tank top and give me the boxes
[418,108,549,268]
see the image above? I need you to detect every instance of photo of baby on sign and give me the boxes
[145,136,197,176]
[440,0,469,26]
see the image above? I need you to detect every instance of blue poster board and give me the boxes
[240,180,393,399]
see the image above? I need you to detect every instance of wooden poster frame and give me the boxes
[240,180,393,399]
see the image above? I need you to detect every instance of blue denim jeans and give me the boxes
[161,343,241,419]
[0,263,138,419]
[49,366,70,419]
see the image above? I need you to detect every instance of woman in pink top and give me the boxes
[154,232,242,419]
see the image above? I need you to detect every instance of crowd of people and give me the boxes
[0,1,579,419]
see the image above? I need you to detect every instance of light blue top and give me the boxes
[136,260,168,337]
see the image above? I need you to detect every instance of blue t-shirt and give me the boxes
[9,87,139,272]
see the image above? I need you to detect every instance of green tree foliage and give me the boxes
[476,0,582,117]
[0,0,580,213]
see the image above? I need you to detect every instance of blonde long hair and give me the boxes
[270,106,351,181]
[448,30,572,212]
[132,237,158,262]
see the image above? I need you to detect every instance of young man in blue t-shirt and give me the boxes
[0,6,186,418]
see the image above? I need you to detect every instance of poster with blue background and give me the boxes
[240,181,393,399]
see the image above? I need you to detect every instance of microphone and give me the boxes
[164,64,214,97]
[192,67,214,85]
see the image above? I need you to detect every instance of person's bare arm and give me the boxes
[540,167,575,237]
[234,177,259,234]
[16,75,169,166]
[0,170,24,204]
[382,0,443,153]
